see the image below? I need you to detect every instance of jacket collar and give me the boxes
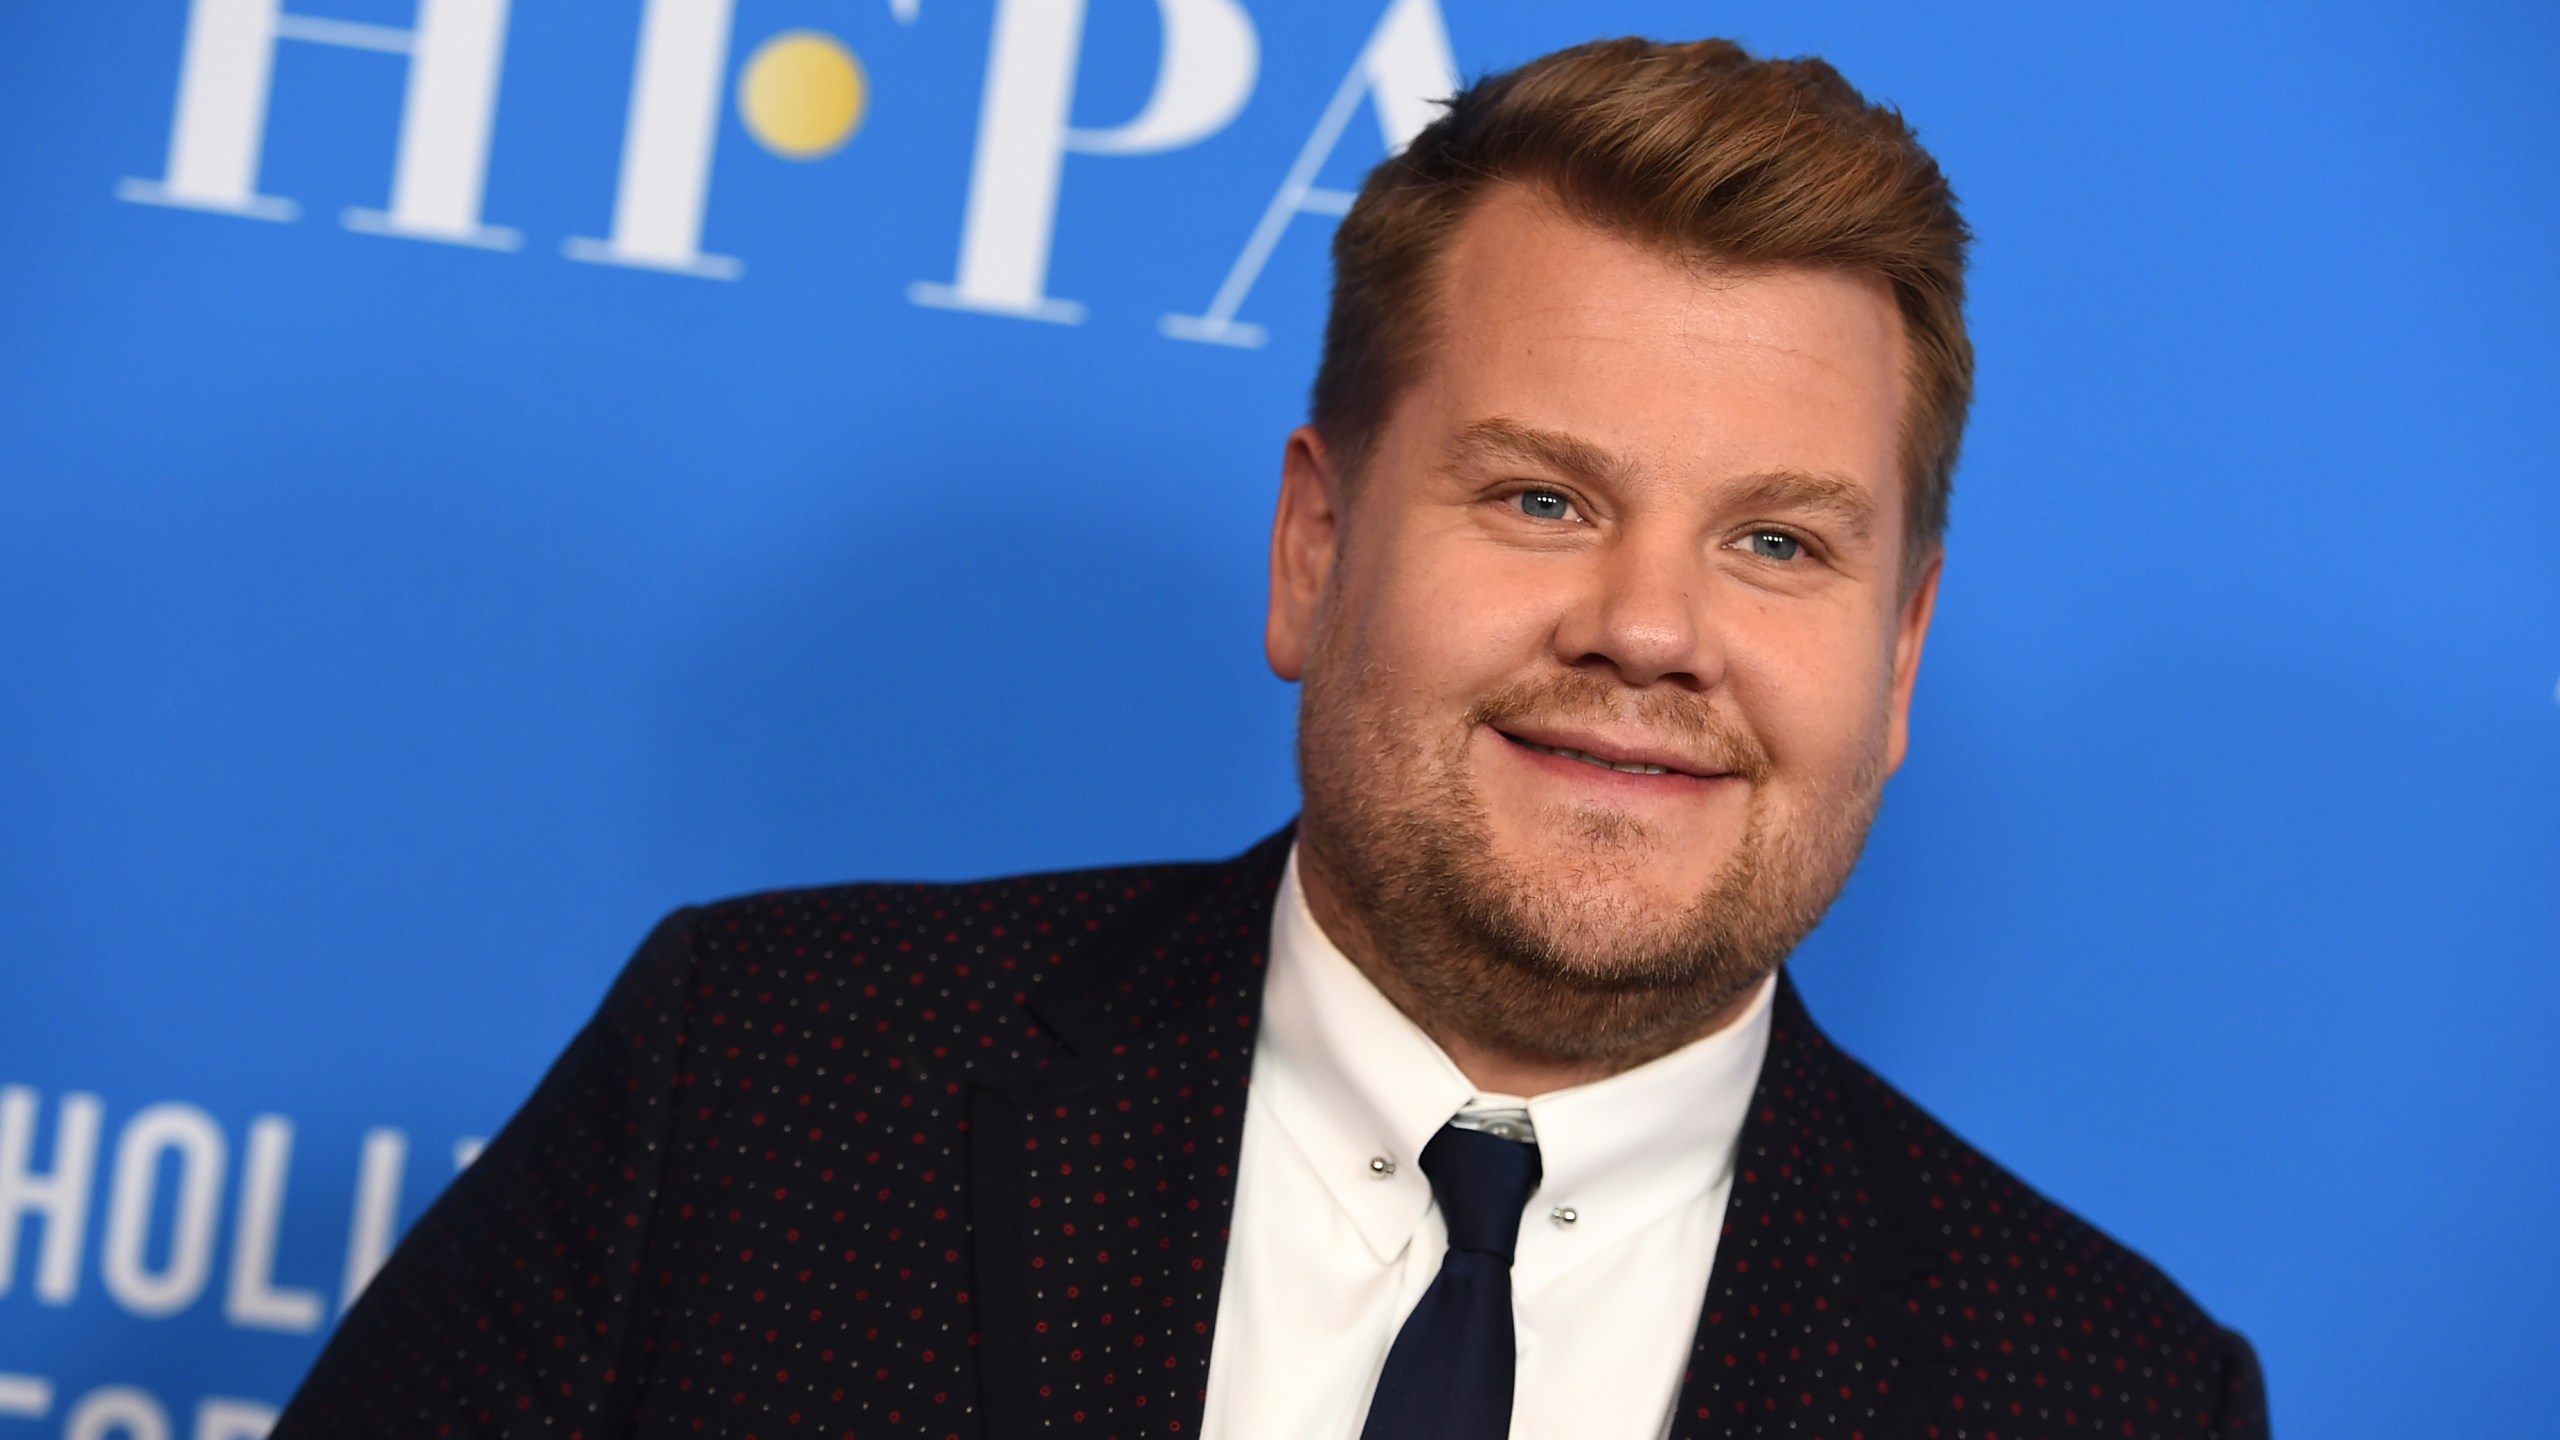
[967,828,1290,1439]
[1667,976,1946,1437]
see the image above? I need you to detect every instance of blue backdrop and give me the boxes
[3,2,2554,1435]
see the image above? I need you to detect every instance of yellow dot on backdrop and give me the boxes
[739,31,868,159]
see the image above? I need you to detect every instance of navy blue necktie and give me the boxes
[1359,1122,1543,1440]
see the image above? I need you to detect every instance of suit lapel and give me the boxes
[969,834,1287,1440]
[1669,976,1944,1440]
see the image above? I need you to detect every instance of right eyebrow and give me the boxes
[1442,416,1630,487]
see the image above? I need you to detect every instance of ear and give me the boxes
[1880,548,1943,778]
[1266,426,1346,683]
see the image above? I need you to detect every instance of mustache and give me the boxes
[1466,672,1775,785]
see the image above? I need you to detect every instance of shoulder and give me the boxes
[1802,1003,2269,1434]
[668,842,1281,986]
[621,834,1290,1061]
[680,852,1234,953]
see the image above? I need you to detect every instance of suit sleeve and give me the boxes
[272,908,702,1440]
[2210,1326,2272,1438]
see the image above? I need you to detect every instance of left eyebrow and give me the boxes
[1719,467,1880,543]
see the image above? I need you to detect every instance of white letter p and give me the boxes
[912,0,1260,324]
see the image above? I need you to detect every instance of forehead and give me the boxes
[1406,185,1909,523]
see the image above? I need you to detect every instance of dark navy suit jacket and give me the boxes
[274,829,2267,1438]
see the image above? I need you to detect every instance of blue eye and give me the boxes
[1517,490,1573,521]
[1745,530,1802,561]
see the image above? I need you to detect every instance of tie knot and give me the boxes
[1418,1122,1542,1262]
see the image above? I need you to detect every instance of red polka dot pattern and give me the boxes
[274,831,2264,1439]
[1673,984,2267,1438]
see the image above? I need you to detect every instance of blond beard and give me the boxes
[1294,639,1887,1070]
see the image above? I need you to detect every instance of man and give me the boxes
[277,36,2266,1440]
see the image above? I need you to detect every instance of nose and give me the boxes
[1550,526,1723,690]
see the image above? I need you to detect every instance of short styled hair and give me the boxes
[1313,37,1973,559]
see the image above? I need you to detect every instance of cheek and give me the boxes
[1725,605,1897,772]
[1339,528,1562,708]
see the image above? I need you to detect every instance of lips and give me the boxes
[1494,727,1727,780]
[1508,735,1679,775]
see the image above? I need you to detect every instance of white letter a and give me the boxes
[1161,0,1457,348]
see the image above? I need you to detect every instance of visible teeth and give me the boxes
[1521,739,1669,776]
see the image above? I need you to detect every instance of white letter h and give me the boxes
[120,0,519,250]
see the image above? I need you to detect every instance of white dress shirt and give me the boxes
[1199,847,1776,1440]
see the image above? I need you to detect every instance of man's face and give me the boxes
[1269,185,1940,1068]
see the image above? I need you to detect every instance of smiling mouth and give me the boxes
[1504,732,1689,777]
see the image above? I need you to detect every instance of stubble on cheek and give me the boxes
[1293,601,1891,1069]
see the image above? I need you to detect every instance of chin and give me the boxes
[1477,847,1725,974]
[1490,817,1731,904]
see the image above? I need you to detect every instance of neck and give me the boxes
[1294,840,1760,1098]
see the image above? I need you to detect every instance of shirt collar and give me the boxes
[1258,847,1475,1263]
[1256,844,1775,1279]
